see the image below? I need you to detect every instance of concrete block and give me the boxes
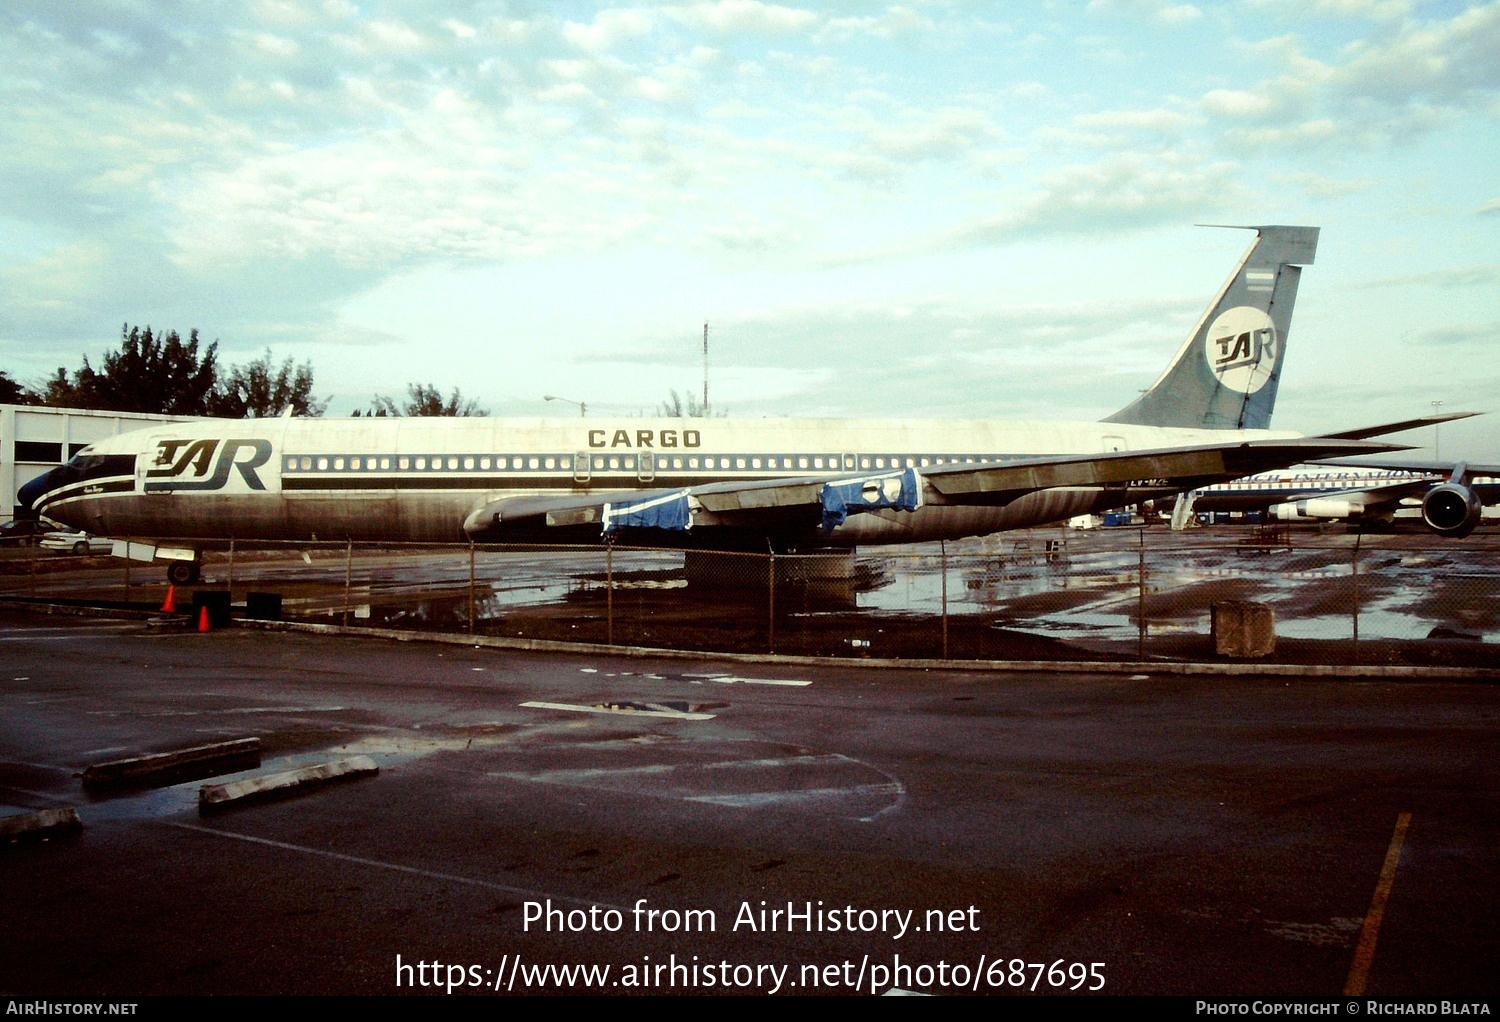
[199,755,379,813]
[1,806,83,842]
[1212,601,1276,658]
[82,738,262,791]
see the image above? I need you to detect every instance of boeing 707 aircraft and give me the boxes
[20,225,1437,583]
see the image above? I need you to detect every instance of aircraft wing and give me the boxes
[461,436,1409,541]
[1310,457,1500,478]
[1279,476,1440,514]
[1315,410,1479,441]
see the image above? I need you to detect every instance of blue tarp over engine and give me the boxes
[602,490,692,535]
[821,468,922,532]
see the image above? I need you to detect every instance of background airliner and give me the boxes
[1185,460,1497,536]
[21,225,1434,583]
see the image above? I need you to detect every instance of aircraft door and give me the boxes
[638,451,655,483]
[1101,435,1128,452]
[573,452,592,484]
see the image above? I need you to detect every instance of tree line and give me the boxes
[1,324,487,417]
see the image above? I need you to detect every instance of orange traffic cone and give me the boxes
[197,605,211,633]
[161,585,176,613]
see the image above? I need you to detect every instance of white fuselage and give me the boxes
[35,415,1297,547]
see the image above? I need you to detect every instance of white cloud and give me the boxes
[1086,0,1203,24]
[563,8,656,51]
[1201,89,1273,118]
[667,1,817,35]
[1074,108,1195,132]
[1247,0,1413,21]
[1204,5,1500,153]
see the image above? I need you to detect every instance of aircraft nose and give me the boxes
[18,465,67,511]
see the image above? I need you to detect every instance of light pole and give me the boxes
[1431,400,1443,461]
[544,394,587,417]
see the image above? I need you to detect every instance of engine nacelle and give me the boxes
[1273,498,1355,521]
[1422,483,1482,537]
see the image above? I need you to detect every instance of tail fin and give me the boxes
[1104,224,1318,430]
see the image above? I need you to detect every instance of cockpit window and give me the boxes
[66,453,137,480]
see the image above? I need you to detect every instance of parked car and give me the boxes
[39,530,114,555]
[0,519,50,546]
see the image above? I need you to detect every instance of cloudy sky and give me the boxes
[1,0,1496,457]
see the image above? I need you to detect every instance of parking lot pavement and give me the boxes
[1,609,1497,996]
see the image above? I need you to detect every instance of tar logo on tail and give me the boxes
[144,438,273,492]
[1204,306,1278,394]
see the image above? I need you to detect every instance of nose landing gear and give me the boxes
[166,560,201,586]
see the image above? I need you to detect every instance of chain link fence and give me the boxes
[3,526,1497,665]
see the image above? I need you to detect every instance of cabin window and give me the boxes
[544,457,556,470]
[415,457,426,470]
[380,457,391,470]
[688,457,699,469]
[735,457,746,470]
[528,457,540,470]
[480,457,490,470]
[317,457,328,471]
[561,456,572,469]
[333,457,345,470]
[463,457,474,470]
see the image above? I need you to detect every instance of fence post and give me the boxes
[940,540,949,659]
[1137,530,1147,660]
[227,538,235,591]
[342,539,352,627]
[468,542,476,635]
[767,548,776,655]
[1351,534,1361,648]
[606,542,614,646]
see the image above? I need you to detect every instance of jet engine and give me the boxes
[1421,482,1482,537]
[1273,498,1356,521]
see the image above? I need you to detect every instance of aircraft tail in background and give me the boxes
[1105,224,1319,431]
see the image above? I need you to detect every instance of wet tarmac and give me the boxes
[4,526,1499,668]
[1,607,1497,996]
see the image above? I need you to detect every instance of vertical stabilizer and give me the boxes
[1104,225,1318,430]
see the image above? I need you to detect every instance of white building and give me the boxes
[2,405,187,521]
